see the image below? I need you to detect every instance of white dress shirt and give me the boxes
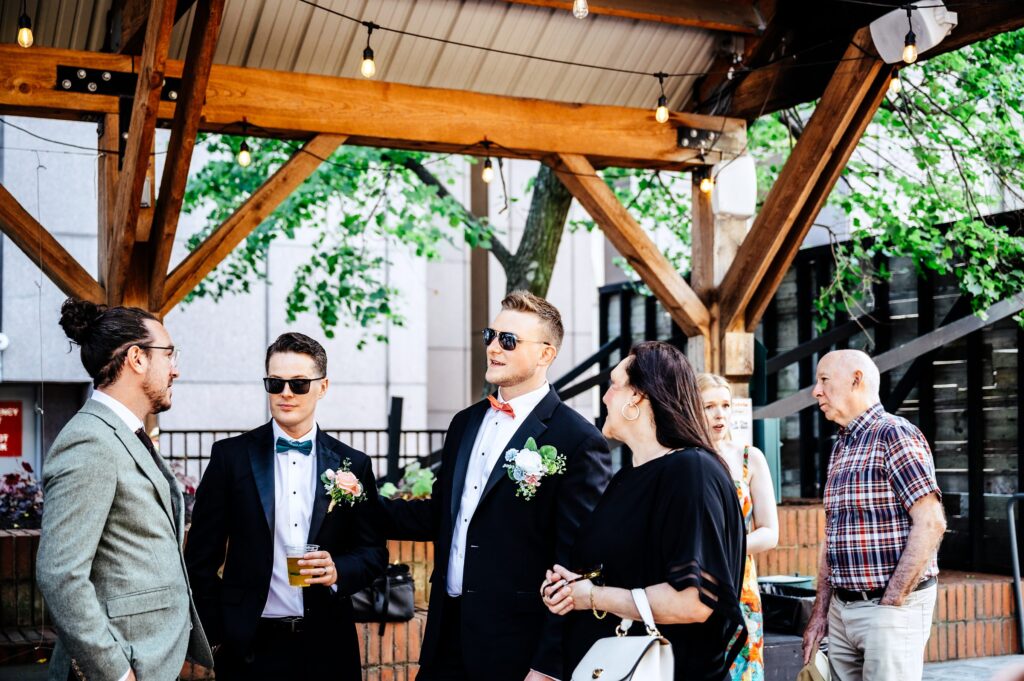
[90,389,144,434]
[447,382,551,596]
[90,389,145,681]
[262,421,317,618]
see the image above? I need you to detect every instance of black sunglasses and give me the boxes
[482,327,552,352]
[263,377,325,395]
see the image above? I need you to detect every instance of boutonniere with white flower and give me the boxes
[503,437,566,500]
[320,458,365,512]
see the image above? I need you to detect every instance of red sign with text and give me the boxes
[0,401,23,457]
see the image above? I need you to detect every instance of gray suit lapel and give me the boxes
[81,400,178,532]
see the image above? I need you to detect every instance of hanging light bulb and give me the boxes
[237,140,252,167]
[17,1,33,48]
[481,158,494,184]
[699,176,714,194]
[902,8,918,64]
[888,75,902,95]
[572,0,589,19]
[653,72,670,124]
[655,95,669,124]
[360,23,377,78]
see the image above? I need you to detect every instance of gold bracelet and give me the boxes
[591,585,608,620]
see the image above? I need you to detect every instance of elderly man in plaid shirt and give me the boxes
[802,350,946,681]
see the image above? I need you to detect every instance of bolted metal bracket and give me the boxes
[55,65,182,102]
[677,126,721,153]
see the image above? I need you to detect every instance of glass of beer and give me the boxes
[286,543,319,587]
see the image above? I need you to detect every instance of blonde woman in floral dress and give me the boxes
[699,373,779,681]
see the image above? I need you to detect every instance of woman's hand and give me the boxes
[540,564,591,616]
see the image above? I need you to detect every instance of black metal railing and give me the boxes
[158,428,447,484]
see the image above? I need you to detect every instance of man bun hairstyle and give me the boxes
[499,290,564,349]
[265,332,328,376]
[59,298,158,388]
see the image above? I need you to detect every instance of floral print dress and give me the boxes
[729,445,765,681]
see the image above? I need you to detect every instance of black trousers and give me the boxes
[418,596,469,681]
[214,618,361,681]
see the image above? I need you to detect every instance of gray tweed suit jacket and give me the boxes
[36,399,213,681]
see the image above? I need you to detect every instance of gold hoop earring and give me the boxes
[621,402,640,421]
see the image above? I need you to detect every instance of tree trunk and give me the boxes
[501,164,574,297]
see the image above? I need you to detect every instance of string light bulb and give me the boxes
[888,74,902,95]
[481,158,494,184]
[360,22,378,78]
[699,176,714,194]
[572,0,589,19]
[654,72,669,124]
[17,1,33,48]
[237,140,252,167]
[902,8,918,64]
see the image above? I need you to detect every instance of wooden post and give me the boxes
[469,164,490,399]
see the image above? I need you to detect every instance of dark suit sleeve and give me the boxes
[531,431,612,678]
[375,495,439,541]
[332,456,389,598]
[184,441,231,647]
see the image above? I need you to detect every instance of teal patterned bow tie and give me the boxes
[276,437,313,455]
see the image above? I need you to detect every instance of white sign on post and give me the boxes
[731,397,753,447]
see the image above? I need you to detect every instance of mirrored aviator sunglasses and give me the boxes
[263,377,325,395]
[482,327,519,351]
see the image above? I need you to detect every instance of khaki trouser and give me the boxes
[827,584,937,681]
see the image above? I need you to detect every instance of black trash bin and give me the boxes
[760,582,817,635]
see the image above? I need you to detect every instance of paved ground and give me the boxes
[923,655,1024,681]
[2,655,1023,681]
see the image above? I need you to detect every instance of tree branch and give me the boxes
[392,154,514,269]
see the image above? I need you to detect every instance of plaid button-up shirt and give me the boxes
[823,403,941,591]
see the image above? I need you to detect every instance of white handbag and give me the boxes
[571,588,674,681]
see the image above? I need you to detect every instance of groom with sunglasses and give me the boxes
[186,332,387,680]
[377,291,611,681]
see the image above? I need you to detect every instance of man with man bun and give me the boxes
[36,298,212,681]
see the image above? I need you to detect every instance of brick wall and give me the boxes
[926,573,1021,662]
[758,502,824,577]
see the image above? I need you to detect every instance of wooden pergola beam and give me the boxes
[111,0,197,54]
[717,28,888,334]
[159,135,347,317]
[0,46,744,170]
[0,184,104,303]
[149,0,225,311]
[719,0,1024,119]
[497,0,764,34]
[106,0,177,305]
[552,153,710,337]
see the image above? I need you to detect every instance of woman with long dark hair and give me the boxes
[541,341,748,680]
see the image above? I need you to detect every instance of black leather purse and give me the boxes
[351,563,416,634]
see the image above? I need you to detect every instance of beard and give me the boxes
[486,363,535,388]
[143,372,173,414]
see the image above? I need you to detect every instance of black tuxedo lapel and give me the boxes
[479,388,560,503]
[450,401,489,523]
[248,422,276,533]
[308,427,341,543]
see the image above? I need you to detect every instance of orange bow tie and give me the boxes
[487,394,515,418]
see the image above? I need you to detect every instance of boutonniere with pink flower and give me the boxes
[320,459,365,512]
[503,437,566,500]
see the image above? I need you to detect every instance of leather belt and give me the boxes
[259,616,305,634]
[834,576,936,603]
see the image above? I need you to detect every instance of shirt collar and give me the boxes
[90,389,144,433]
[496,382,551,420]
[271,420,317,451]
[838,402,884,438]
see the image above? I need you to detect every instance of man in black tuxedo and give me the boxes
[185,333,387,680]
[378,291,612,681]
